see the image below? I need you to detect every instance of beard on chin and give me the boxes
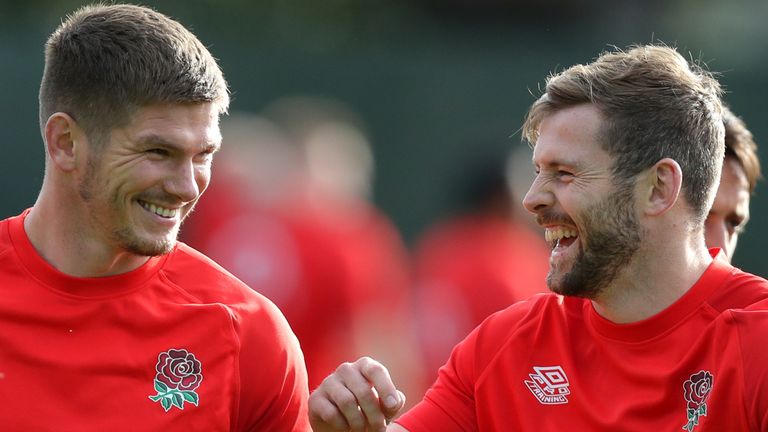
[113,227,177,257]
[547,186,642,299]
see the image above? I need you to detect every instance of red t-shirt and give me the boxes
[0,211,310,431]
[397,251,768,431]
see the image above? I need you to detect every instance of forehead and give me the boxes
[712,156,751,212]
[722,156,750,191]
[122,102,222,149]
[532,104,612,169]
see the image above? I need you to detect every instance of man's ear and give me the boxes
[642,158,683,216]
[44,112,85,172]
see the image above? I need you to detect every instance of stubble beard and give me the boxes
[547,185,642,299]
[78,154,187,258]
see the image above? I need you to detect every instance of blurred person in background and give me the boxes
[704,105,761,262]
[410,150,549,394]
[0,4,309,430]
[265,96,424,402]
[183,97,424,401]
[181,112,306,308]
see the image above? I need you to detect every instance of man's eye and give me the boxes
[195,151,215,163]
[147,148,169,156]
[557,170,573,178]
[729,218,746,234]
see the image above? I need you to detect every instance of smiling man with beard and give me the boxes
[0,4,310,431]
[308,45,768,432]
[537,169,642,300]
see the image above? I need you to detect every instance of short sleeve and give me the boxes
[395,325,481,432]
[233,296,311,432]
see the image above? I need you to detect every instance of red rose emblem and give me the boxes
[683,370,713,410]
[155,348,203,391]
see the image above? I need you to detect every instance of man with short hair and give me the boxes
[704,106,761,261]
[308,45,768,431]
[0,4,310,430]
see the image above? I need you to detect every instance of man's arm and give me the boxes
[234,297,311,431]
[309,357,407,432]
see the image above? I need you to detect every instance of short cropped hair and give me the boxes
[523,45,724,224]
[723,105,761,194]
[39,4,229,141]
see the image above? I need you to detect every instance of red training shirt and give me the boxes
[0,211,310,431]
[397,250,768,431]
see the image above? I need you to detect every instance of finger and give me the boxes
[323,375,369,432]
[391,390,407,418]
[308,391,350,432]
[339,367,387,431]
[356,357,404,418]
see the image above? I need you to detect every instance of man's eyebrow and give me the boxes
[200,140,221,153]
[136,134,220,152]
[136,134,175,148]
[533,158,579,169]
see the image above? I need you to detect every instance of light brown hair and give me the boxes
[39,3,229,141]
[523,45,724,223]
[723,105,761,193]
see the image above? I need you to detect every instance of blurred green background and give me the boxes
[1,0,766,274]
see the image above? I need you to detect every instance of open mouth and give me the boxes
[544,227,578,251]
[138,200,178,219]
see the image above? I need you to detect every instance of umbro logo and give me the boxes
[524,365,571,405]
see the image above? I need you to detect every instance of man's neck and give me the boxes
[24,195,150,278]
[590,239,713,324]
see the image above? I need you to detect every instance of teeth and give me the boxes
[545,228,578,244]
[140,201,178,218]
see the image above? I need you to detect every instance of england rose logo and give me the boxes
[681,370,713,431]
[148,348,203,411]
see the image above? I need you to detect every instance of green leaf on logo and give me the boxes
[182,390,200,406]
[161,397,172,412]
[172,392,184,409]
[154,379,169,393]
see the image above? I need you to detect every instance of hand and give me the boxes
[309,356,406,432]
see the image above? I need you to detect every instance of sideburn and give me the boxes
[77,129,110,202]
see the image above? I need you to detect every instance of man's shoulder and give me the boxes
[0,216,12,256]
[164,242,297,339]
[161,242,274,307]
[0,212,29,268]
[708,263,768,311]
[486,292,580,323]
[716,306,768,365]
[472,293,581,346]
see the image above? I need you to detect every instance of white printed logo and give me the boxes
[524,365,571,404]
